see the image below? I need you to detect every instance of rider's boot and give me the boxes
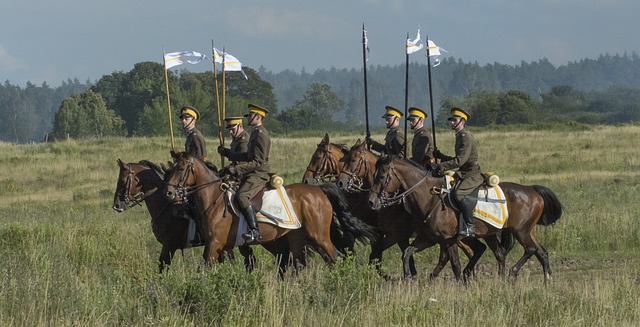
[241,205,262,245]
[459,197,476,237]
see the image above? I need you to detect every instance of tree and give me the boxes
[287,82,343,128]
[50,90,126,140]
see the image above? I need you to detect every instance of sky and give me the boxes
[2,0,639,87]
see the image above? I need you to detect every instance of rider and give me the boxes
[433,107,482,238]
[180,106,207,161]
[366,105,405,156]
[407,106,434,168]
[226,104,271,245]
[217,116,249,165]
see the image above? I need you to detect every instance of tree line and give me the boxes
[1,52,639,143]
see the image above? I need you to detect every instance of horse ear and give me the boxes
[117,158,124,168]
[355,139,362,146]
[170,150,178,159]
[321,133,330,145]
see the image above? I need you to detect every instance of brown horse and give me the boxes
[164,151,374,274]
[369,155,563,281]
[336,139,511,281]
[303,134,420,278]
[112,159,256,273]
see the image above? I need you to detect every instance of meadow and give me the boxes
[0,124,638,326]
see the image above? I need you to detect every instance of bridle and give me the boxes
[304,144,341,183]
[115,164,158,209]
[371,159,430,207]
[166,157,220,204]
[340,148,373,192]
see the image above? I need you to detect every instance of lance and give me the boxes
[162,48,176,151]
[212,41,225,167]
[426,36,438,150]
[362,24,371,148]
[403,33,409,157]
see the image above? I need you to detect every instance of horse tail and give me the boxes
[319,183,378,247]
[532,185,564,226]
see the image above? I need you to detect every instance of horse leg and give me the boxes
[429,243,449,280]
[238,245,256,273]
[510,233,550,282]
[459,238,486,282]
[397,239,417,278]
[402,236,434,280]
[368,233,407,280]
[483,234,507,278]
[446,241,463,282]
[158,245,176,273]
[287,232,308,276]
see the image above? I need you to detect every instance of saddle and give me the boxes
[444,171,508,228]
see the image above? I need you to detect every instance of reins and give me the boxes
[374,160,430,207]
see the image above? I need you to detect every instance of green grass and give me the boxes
[0,125,639,326]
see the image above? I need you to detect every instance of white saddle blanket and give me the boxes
[445,175,508,228]
[226,185,301,246]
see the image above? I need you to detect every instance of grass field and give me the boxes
[0,124,639,326]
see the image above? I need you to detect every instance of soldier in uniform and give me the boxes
[226,104,271,244]
[366,105,405,156]
[180,106,207,161]
[407,106,434,168]
[434,107,482,238]
[217,116,249,165]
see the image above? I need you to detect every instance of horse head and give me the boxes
[337,139,377,192]
[165,150,221,205]
[368,155,401,210]
[113,159,158,212]
[302,133,346,184]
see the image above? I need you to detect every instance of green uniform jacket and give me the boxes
[410,126,434,167]
[185,127,207,161]
[227,130,249,164]
[371,126,405,156]
[437,127,482,201]
[235,124,271,208]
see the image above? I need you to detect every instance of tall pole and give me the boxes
[212,41,225,167]
[426,36,437,150]
[222,47,227,147]
[162,49,175,151]
[362,24,370,148]
[403,33,409,157]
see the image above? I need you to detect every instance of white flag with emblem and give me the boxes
[164,51,206,69]
[213,48,248,79]
[406,28,423,54]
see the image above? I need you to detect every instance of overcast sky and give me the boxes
[2,0,638,87]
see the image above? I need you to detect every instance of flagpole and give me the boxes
[426,36,437,150]
[162,48,176,151]
[403,33,409,158]
[221,47,227,149]
[212,41,225,168]
[362,24,371,148]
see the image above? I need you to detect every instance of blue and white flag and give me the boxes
[164,51,206,69]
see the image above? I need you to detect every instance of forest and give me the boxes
[1,52,640,143]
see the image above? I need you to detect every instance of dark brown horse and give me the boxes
[303,134,420,278]
[164,151,374,274]
[112,159,255,272]
[369,155,563,281]
[336,139,512,281]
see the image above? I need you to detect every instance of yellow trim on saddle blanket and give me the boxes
[255,186,301,228]
[444,175,508,229]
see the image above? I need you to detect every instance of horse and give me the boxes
[164,151,376,275]
[336,139,512,281]
[112,159,256,273]
[302,134,422,279]
[369,155,563,282]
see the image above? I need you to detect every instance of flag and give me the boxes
[213,48,248,79]
[363,28,370,62]
[164,51,206,69]
[406,28,423,55]
[426,39,449,67]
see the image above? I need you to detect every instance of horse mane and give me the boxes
[330,143,349,156]
[137,160,166,178]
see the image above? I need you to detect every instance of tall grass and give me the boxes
[0,125,638,326]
